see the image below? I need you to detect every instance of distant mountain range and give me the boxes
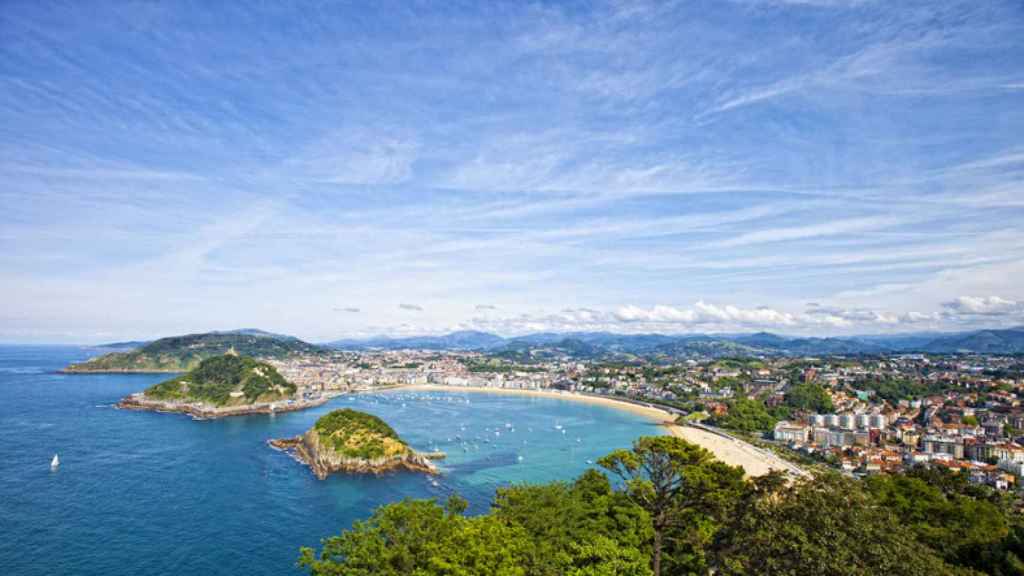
[324,327,1024,357]
[94,328,297,350]
[72,326,1024,370]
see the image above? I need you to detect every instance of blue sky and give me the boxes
[2,0,1023,343]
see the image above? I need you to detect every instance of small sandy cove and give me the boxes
[397,385,800,478]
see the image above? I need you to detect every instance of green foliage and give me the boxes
[492,470,653,576]
[866,472,1010,573]
[300,439,1019,576]
[784,382,834,413]
[300,474,654,576]
[598,436,745,576]
[299,498,532,576]
[714,473,960,576]
[709,397,778,433]
[564,536,651,576]
[313,409,408,459]
[144,354,294,405]
[854,377,957,403]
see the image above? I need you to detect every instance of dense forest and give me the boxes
[300,436,1024,576]
[145,354,295,405]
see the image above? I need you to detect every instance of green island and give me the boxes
[117,354,323,419]
[63,330,322,372]
[145,354,296,405]
[270,409,439,479]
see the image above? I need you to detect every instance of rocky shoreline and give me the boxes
[116,393,332,420]
[61,368,181,374]
[269,428,441,479]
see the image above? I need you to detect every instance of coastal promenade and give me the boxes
[396,384,805,478]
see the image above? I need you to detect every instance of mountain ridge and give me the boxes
[65,330,324,372]
[323,326,1024,357]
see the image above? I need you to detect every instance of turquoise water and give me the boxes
[0,346,665,576]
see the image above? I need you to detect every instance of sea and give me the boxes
[0,345,666,575]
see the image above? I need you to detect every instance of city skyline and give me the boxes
[3,1,1024,343]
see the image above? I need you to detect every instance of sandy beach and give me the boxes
[398,384,676,422]
[667,424,806,478]
[395,384,803,478]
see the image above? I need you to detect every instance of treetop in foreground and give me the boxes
[299,435,1023,576]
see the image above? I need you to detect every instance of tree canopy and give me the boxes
[784,382,834,414]
[299,437,1015,576]
[708,397,778,433]
[713,472,960,576]
[145,354,295,405]
[598,436,744,576]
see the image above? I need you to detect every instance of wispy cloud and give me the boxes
[285,129,420,186]
[1,1,1022,342]
[709,215,907,249]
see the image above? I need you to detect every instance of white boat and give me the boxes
[50,454,59,469]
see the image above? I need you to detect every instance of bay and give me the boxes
[0,345,664,575]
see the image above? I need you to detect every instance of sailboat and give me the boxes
[50,454,60,469]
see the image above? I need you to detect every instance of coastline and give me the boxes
[61,368,181,374]
[397,384,675,423]
[666,423,808,478]
[395,384,803,478]
[117,392,334,420]
[268,433,438,479]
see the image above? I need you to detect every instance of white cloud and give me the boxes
[942,295,1022,316]
[615,302,797,326]
[461,300,943,336]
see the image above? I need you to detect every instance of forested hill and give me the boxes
[64,330,323,372]
[143,354,297,406]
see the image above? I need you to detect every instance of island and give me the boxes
[63,329,323,373]
[117,353,329,418]
[269,409,441,479]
